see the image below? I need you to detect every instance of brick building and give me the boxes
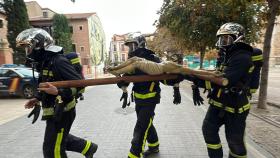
[25,1,106,78]
[109,34,129,65]
[0,0,12,65]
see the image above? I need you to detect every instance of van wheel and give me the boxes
[23,85,34,99]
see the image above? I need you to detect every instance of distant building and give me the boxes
[0,0,13,65]
[270,17,280,66]
[109,34,129,65]
[25,1,106,78]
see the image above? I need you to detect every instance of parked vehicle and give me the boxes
[0,68,38,98]
[0,64,18,68]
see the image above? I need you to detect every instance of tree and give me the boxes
[1,0,29,64]
[147,27,188,57]
[257,0,280,109]
[157,0,265,68]
[52,14,72,53]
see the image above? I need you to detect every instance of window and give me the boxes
[5,70,18,77]
[79,25,83,31]
[72,44,76,52]
[80,46,84,52]
[0,19,3,28]
[69,26,73,33]
[121,54,126,62]
[43,11,48,18]
[121,44,125,51]
[113,45,117,51]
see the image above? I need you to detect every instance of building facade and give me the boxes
[109,34,129,65]
[0,0,13,65]
[270,16,280,66]
[25,1,106,78]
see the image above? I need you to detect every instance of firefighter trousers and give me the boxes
[202,105,249,158]
[128,104,159,158]
[43,108,93,158]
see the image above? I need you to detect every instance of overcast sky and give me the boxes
[24,0,163,48]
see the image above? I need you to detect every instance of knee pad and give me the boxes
[202,120,219,139]
[227,134,246,156]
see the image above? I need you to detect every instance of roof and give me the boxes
[64,13,96,20]
[29,17,53,21]
[42,7,56,14]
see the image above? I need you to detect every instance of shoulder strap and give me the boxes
[50,54,63,81]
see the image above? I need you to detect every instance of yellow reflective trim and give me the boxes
[148,141,159,147]
[65,99,76,111]
[70,58,80,64]
[142,118,153,153]
[217,88,222,98]
[207,143,222,149]
[42,108,54,116]
[128,152,139,158]
[81,140,91,155]
[209,99,250,114]
[250,89,257,93]
[149,82,155,92]
[229,150,247,158]
[54,128,64,158]
[252,55,263,61]
[225,106,235,113]
[134,92,157,99]
[209,99,223,108]
[56,95,63,104]
[205,81,211,90]
[79,88,85,93]
[43,70,53,76]
[248,66,254,73]
[71,88,77,95]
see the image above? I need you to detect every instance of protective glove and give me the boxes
[191,84,204,106]
[120,91,131,108]
[117,80,129,89]
[173,86,181,105]
[27,103,41,124]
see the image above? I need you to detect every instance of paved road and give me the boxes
[0,82,273,158]
[0,97,29,125]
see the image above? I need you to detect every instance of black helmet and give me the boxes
[124,32,146,53]
[216,22,245,48]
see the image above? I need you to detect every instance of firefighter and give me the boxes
[186,23,254,158]
[16,28,97,158]
[118,32,182,158]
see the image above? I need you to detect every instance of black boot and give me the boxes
[84,142,98,158]
[143,147,159,157]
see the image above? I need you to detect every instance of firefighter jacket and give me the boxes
[196,42,254,113]
[249,48,263,94]
[35,49,82,120]
[128,48,161,105]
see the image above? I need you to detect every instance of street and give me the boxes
[0,82,274,158]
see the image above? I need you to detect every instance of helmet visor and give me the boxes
[216,35,234,47]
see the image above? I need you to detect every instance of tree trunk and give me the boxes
[199,47,206,69]
[257,0,280,109]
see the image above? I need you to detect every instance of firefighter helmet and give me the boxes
[216,23,245,47]
[16,28,54,54]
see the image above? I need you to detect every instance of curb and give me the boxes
[250,100,280,109]
[267,101,280,108]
